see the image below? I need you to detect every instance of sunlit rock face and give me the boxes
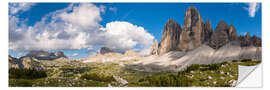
[150,40,159,55]
[228,24,239,41]
[179,7,205,51]
[158,19,181,54]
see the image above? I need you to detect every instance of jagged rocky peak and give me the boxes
[98,47,114,55]
[150,40,159,55]
[54,51,66,57]
[158,19,181,54]
[208,20,230,49]
[179,6,204,51]
[251,35,262,47]
[245,32,251,38]
[183,6,203,28]
[26,50,67,60]
[239,32,261,47]
[27,50,50,57]
[203,19,213,42]
[228,24,239,41]
[239,33,251,47]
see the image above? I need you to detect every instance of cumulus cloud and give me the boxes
[60,4,103,28]
[244,2,260,18]
[9,3,154,55]
[102,21,154,53]
[9,3,35,14]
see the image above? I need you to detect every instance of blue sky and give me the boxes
[9,3,262,59]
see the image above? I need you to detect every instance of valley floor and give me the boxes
[9,59,261,87]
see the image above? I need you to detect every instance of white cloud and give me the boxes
[9,3,35,15]
[102,21,154,54]
[72,53,79,56]
[60,3,103,28]
[245,2,260,18]
[9,3,155,55]
[109,7,117,12]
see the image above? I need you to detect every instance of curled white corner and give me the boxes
[236,64,262,87]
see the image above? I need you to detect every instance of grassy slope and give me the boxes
[9,59,261,87]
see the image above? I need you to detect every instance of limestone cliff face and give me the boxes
[203,19,213,42]
[158,19,181,54]
[208,20,230,49]
[150,40,159,55]
[178,7,205,51]
[228,24,238,41]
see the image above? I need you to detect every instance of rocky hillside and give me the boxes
[9,51,68,70]
[83,47,141,63]
[26,50,67,60]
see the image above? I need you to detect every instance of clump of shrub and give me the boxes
[185,64,200,72]
[207,63,221,70]
[185,63,221,72]
[80,72,114,82]
[9,68,47,79]
[241,59,252,62]
[138,72,190,87]
[232,60,238,62]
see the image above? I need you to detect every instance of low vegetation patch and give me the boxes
[80,72,114,82]
[9,68,47,79]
